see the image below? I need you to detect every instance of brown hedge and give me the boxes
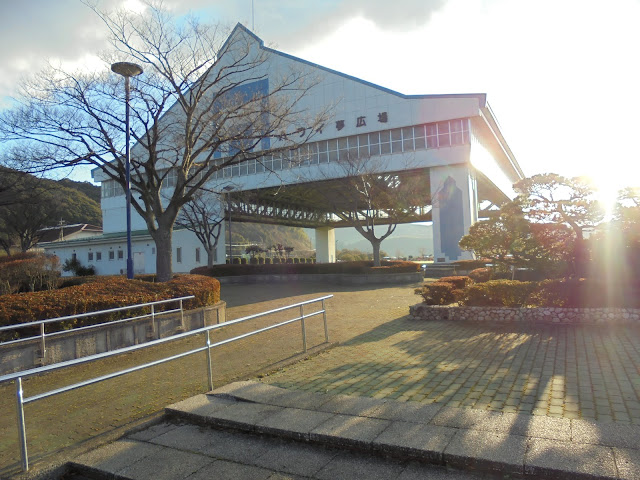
[192,260,420,277]
[0,274,220,339]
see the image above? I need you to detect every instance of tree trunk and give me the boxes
[207,247,216,268]
[152,226,173,282]
[371,238,382,266]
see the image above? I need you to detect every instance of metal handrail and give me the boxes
[6,294,333,471]
[0,296,195,362]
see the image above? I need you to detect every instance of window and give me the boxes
[109,251,115,260]
[347,136,358,160]
[337,137,348,160]
[414,125,426,150]
[72,253,77,261]
[88,252,93,261]
[195,248,201,263]
[96,252,102,261]
[318,141,329,163]
[380,131,391,154]
[437,122,450,147]
[426,124,438,148]
[390,128,402,153]
[368,132,380,156]
[402,127,414,151]
[118,250,124,259]
[176,247,182,263]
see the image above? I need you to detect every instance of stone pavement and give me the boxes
[70,381,640,479]
[263,317,640,423]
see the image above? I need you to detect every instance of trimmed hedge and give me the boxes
[0,274,220,340]
[416,282,457,305]
[191,260,420,277]
[458,280,537,307]
[468,268,491,283]
[438,276,472,289]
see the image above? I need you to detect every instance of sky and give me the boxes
[1,0,639,209]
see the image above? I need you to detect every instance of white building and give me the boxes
[45,24,523,276]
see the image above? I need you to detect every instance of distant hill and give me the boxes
[58,178,101,204]
[232,222,313,253]
[305,223,434,258]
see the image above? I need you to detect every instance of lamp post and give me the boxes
[222,185,234,264]
[111,62,143,279]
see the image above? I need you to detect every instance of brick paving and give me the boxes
[263,317,640,423]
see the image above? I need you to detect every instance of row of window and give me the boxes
[102,118,470,197]
[76,247,201,264]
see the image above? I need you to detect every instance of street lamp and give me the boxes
[111,61,143,279]
[222,185,234,264]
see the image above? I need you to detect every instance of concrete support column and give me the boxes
[315,227,336,263]
[429,164,478,263]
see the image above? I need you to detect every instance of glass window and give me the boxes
[437,122,450,147]
[88,252,93,261]
[347,136,358,159]
[328,139,339,162]
[239,161,248,176]
[450,119,464,145]
[414,125,426,150]
[272,156,282,170]
[426,123,438,148]
[309,143,319,164]
[195,248,201,263]
[391,128,402,153]
[402,127,414,151]
[109,251,115,260]
[176,247,182,263]
[337,137,348,160]
[318,141,329,163]
[96,252,101,261]
[231,164,240,177]
[248,159,256,174]
[118,250,123,259]
[380,130,391,155]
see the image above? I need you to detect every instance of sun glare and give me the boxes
[587,174,621,219]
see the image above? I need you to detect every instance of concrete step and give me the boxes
[69,381,638,480]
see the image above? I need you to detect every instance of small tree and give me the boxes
[459,200,573,278]
[513,173,603,277]
[176,191,223,268]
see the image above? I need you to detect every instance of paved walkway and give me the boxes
[263,317,640,423]
[71,381,640,479]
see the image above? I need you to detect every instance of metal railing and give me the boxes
[0,296,195,364]
[0,294,333,471]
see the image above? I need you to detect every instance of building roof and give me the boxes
[36,224,102,244]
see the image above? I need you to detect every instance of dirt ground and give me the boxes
[0,281,422,476]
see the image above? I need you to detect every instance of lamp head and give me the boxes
[111,62,143,78]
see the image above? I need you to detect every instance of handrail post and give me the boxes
[322,299,329,343]
[205,330,213,391]
[180,299,185,330]
[151,304,156,338]
[16,377,29,471]
[39,323,46,364]
[300,305,307,353]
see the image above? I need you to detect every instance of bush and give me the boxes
[62,257,95,276]
[438,276,472,289]
[0,254,60,294]
[468,268,491,283]
[417,282,457,305]
[453,259,488,271]
[258,257,264,265]
[0,274,220,340]
[264,257,271,265]
[458,280,537,307]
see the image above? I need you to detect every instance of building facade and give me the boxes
[45,24,522,276]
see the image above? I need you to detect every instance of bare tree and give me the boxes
[316,156,429,266]
[0,1,327,281]
[175,191,223,268]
